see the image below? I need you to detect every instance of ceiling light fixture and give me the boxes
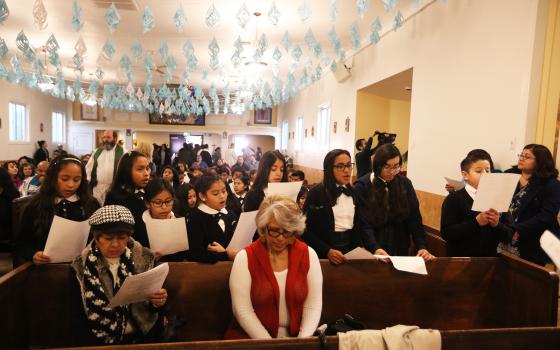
[243,12,268,78]
[37,47,54,92]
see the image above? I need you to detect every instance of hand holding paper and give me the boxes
[344,247,428,275]
[227,211,258,251]
[108,263,169,308]
[144,214,189,256]
[43,216,91,263]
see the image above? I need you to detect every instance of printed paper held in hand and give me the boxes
[144,215,189,256]
[540,230,560,268]
[43,216,90,263]
[267,181,303,202]
[108,263,169,308]
[227,211,258,251]
[471,173,521,212]
[444,177,465,191]
[344,247,428,275]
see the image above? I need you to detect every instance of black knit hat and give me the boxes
[89,205,135,235]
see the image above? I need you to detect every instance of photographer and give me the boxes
[355,131,396,178]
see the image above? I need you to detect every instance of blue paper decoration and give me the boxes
[33,0,48,30]
[104,2,121,33]
[186,51,198,72]
[370,17,382,44]
[182,40,194,58]
[236,3,250,29]
[281,31,292,52]
[165,55,176,81]
[72,0,83,32]
[159,40,169,60]
[350,21,360,49]
[95,66,104,80]
[74,36,87,57]
[142,6,155,33]
[382,0,397,16]
[357,0,369,18]
[330,60,337,73]
[291,46,302,62]
[272,47,282,62]
[46,34,59,53]
[231,51,241,69]
[253,34,268,62]
[0,0,9,24]
[174,5,186,32]
[120,54,132,71]
[328,26,345,60]
[329,0,337,22]
[48,51,60,67]
[205,2,220,28]
[0,38,7,59]
[208,38,220,70]
[130,40,142,60]
[102,38,116,61]
[268,1,280,26]
[298,0,311,22]
[394,10,404,31]
[16,31,36,62]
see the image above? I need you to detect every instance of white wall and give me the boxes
[279,0,548,194]
[0,80,71,160]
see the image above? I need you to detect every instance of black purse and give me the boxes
[315,314,368,349]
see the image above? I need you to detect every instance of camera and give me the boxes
[372,131,396,152]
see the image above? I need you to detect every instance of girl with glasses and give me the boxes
[226,195,322,339]
[355,144,434,261]
[303,149,388,265]
[502,144,560,265]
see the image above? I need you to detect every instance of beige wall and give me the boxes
[243,135,276,153]
[388,99,411,156]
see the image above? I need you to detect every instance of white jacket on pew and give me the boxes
[338,325,441,350]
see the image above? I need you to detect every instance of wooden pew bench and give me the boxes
[0,253,557,349]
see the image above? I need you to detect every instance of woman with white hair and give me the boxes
[225,195,323,339]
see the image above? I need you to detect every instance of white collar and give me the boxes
[236,192,246,199]
[54,193,79,204]
[198,203,228,215]
[134,188,145,194]
[465,183,477,200]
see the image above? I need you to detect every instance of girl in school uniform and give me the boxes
[243,150,288,212]
[227,176,250,217]
[173,183,197,220]
[187,174,238,263]
[15,156,100,264]
[143,178,188,262]
[160,165,181,194]
[303,149,387,264]
[105,151,151,248]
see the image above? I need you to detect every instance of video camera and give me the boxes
[372,131,396,153]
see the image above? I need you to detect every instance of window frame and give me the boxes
[295,116,304,150]
[52,111,66,144]
[8,101,29,144]
[281,120,289,150]
[316,105,331,151]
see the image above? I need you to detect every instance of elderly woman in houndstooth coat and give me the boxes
[71,205,168,345]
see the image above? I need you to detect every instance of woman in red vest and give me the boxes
[225,195,323,339]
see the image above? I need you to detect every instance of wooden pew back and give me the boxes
[1,255,557,349]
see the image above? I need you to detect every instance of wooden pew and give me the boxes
[0,254,557,349]
[49,328,560,350]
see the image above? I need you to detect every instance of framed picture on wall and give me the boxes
[82,104,99,120]
[254,108,272,124]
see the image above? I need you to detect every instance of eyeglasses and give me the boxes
[150,198,174,207]
[517,153,535,160]
[382,164,401,172]
[265,226,295,238]
[333,163,354,171]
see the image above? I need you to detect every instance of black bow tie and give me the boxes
[134,190,145,201]
[213,212,226,222]
[337,186,352,198]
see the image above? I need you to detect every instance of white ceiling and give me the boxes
[1,0,417,92]
[360,67,413,101]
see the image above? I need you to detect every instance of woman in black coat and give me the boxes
[354,144,434,261]
[243,150,288,212]
[503,144,560,265]
[303,149,387,264]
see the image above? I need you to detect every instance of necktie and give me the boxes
[337,186,352,198]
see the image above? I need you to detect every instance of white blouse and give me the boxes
[229,247,323,339]
[332,188,355,232]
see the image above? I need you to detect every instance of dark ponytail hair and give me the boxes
[173,183,197,218]
[367,144,409,227]
[110,151,149,194]
[252,150,288,190]
[323,149,352,206]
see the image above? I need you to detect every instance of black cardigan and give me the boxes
[354,173,427,255]
[186,208,238,263]
[243,188,265,212]
[441,188,512,257]
[303,183,379,258]
[15,198,100,261]
[105,190,150,248]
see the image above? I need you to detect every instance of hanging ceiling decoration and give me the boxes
[0,0,446,117]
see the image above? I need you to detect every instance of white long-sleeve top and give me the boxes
[85,146,124,205]
[229,246,323,339]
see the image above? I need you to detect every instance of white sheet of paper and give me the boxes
[43,216,90,263]
[540,230,560,268]
[144,216,189,256]
[471,173,521,212]
[344,247,377,260]
[108,263,169,308]
[266,181,303,202]
[385,256,428,275]
[227,210,258,251]
[444,177,465,191]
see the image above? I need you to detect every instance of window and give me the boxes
[9,102,28,142]
[281,120,289,150]
[317,106,331,150]
[234,135,248,155]
[52,112,66,143]
[295,117,303,150]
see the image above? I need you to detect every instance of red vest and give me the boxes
[225,238,310,339]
